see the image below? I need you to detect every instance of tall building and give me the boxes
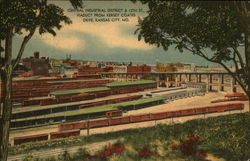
[22,52,50,76]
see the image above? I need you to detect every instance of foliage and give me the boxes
[86,142,125,160]
[137,146,154,158]
[0,0,72,41]
[135,1,250,95]
[70,147,89,161]
[23,147,89,161]
[136,2,242,56]
[179,133,200,156]
[178,133,207,159]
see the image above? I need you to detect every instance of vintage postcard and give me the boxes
[0,1,249,161]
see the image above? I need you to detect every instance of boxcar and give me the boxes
[50,129,80,139]
[14,133,49,145]
[106,110,123,118]
[59,121,85,131]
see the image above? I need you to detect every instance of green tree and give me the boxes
[0,0,82,160]
[135,1,250,104]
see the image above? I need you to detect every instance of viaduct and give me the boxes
[101,72,243,93]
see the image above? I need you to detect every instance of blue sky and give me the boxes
[12,1,234,66]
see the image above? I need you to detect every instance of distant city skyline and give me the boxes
[13,1,244,66]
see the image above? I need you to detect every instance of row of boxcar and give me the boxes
[79,95,142,109]
[12,95,142,120]
[211,97,248,103]
[59,103,244,131]
[126,66,151,73]
[106,110,123,117]
[17,81,156,106]
[12,74,101,87]
[1,75,103,101]
[78,67,106,74]
[11,98,165,128]
[21,87,146,106]
[13,103,243,145]
[14,82,106,94]
[76,74,101,79]
[10,75,103,102]
[13,111,122,145]
[14,130,80,145]
[14,82,109,103]
[13,79,110,91]
[12,112,123,145]
[211,93,248,103]
[22,93,94,106]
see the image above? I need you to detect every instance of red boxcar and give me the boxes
[94,90,112,98]
[14,133,49,145]
[226,103,244,110]
[130,114,150,122]
[106,110,123,118]
[59,122,85,131]
[120,116,131,124]
[50,130,80,139]
[111,90,120,95]
[195,107,209,114]
[109,117,122,125]
[40,98,57,105]
[178,109,196,116]
[22,99,40,106]
[151,112,168,120]
[88,119,109,128]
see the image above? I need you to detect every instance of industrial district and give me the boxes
[2,52,249,160]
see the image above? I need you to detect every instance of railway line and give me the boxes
[10,86,204,129]
[12,102,245,145]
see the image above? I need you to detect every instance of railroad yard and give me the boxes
[2,2,250,160]
[8,90,249,160]
[0,68,246,161]
[1,70,247,161]
[0,66,249,160]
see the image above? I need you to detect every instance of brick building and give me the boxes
[22,52,50,76]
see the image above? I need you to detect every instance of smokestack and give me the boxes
[34,52,39,59]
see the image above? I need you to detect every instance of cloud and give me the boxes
[37,1,153,51]
[39,33,85,51]
[59,16,153,51]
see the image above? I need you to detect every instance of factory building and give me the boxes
[22,52,50,76]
